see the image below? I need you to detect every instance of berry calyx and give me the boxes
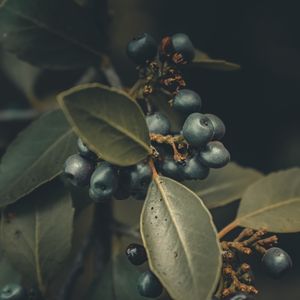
[89,162,118,202]
[182,113,214,148]
[137,270,163,298]
[262,247,292,278]
[125,243,147,265]
[205,114,226,140]
[64,154,95,187]
[173,89,202,114]
[0,284,27,300]
[127,33,157,65]
[146,112,171,135]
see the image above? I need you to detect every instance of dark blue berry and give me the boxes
[137,270,163,298]
[64,154,95,187]
[171,33,195,62]
[0,284,27,300]
[127,33,157,65]
[225,293,254,300]
[182,113,214,148]
[89,162,118,202]
[77,138,98,161]
[126,243,147,265]
[199,141,230,168]
[262,247,292,278]
[121,162,152,200]
[146,112,170,135]
[159,156,184,181]
[183,155,209,180]
[173,89,202,114]
[205,114,226,140]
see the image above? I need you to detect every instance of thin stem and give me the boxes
[149,159,159,179]
[100,56,123,89]
[218,220,240,240]
[129,79,146,98]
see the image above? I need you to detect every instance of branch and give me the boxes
[100,56,123,89]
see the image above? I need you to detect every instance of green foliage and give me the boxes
[191,50,241,71]
[0,256,21,288]
[88,253,145,300]
[58,83,152,166]
[184,162,263,209]
[0,180,74,291]
[141,176,221,300]
[0,110,77,207]
[237,168,300,232]
[0,0,105,69]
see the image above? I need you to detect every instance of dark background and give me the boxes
[0,0,299,299]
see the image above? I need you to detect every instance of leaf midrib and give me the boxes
[153,176,197,294]
[237,197,300,223]
[4,5,103,57]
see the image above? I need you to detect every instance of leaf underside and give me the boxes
[141,176,221,300]
[237,168,300,232]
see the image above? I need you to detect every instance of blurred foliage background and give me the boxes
[0,0,299,299]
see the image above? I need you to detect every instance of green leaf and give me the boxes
[0,0,105,69]
[58,83,151,166]
[236,168,300,233]
[141,176,221,300]
[184,163,264,209]
[0,180,74,291]
[0,255,21,288]
[149,90,184,132]
[0,110,77,207]
[88,240,145,300]
[190,50,240,71]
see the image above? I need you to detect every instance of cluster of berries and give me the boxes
[63,138,153,201]
[63,32,230,202]
[129,32,230,181]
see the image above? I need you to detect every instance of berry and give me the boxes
[77,138,98,161]
[89,162,118,202]
[113,184,131,200]
[0,284,27,300]
[64,154,95,187]
[159,156,184,181]
[173,89,202,114]
[137,270,163,298]
[182,113,214,148]
[199,141,230,168]
[205,114,226,140]
[146,112,170,135]
[125,243,147,265]
[127,33,157,65]
[262,247,292,278]
[225,293,254,300]
[183,155,209,180]
[171,33,195,62]
[121,162,152,200]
